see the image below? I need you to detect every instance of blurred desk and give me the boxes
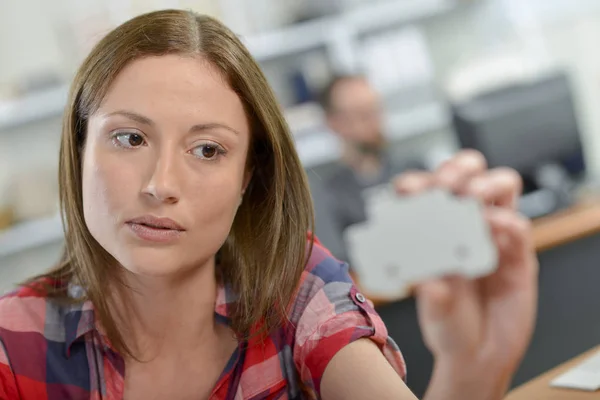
[506,345,600,400]
[367,197,600,397]
[356,197,600,305]
[532,197,600,251]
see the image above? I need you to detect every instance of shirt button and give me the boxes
[355,292,366,303]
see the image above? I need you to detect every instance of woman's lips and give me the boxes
[126,221,184,243]
[125,215,185,243]
[127,215,185,231]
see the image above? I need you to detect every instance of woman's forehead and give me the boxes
[93,55,249,135]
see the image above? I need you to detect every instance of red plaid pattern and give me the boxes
[0,237,406,399]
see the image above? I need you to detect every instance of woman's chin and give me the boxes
[114,248,212,280]
[114,250,184,278]
[122,263,181,278]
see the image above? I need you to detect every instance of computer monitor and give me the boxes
[451,72,586,216]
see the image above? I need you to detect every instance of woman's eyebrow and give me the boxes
[189,123,240,136]
[104,110,240,136]
[106,110,155,127]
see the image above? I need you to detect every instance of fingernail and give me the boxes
[397,175,423,193]
[470,179,487,196]
[437,170,457,186]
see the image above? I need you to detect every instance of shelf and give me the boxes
[0,213,64,258]
[296,100,450,169]
[345,0,455,35]
[244,0,457,62]
[244,17,334,61]
[0,85,69,131]
[284,102,325,135]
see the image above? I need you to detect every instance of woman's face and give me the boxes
[82,55,251,278]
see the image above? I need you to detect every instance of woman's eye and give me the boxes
[113,132,145,148]
[191,143,225,160]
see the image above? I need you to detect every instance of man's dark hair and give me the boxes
[318,74,366,114]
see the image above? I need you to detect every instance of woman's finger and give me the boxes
[435,149,488,194]
[394,170,435,195]
[463,168,523,209]
[415,275,483,357]
[479,208,539,361]
[415,278,455,319]
[485,208,538,284]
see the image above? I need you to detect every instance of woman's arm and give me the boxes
[321,338,512,400]
[321,339,417,400]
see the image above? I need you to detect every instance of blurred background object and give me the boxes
[5,0,600,396]
[451,71,585,218]
[0,157,13,231]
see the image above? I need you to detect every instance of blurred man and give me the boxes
[312,75,425,262]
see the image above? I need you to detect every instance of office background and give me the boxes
[2,0,600,397]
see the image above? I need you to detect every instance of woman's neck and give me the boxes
[113,258,222,358]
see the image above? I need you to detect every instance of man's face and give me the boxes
[326,78,384,151]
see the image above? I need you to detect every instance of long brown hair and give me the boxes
[31,9,314,358]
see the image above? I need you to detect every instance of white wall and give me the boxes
[0,0,65,86]
[546,17,600,177]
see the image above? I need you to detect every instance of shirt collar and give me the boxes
[64,301,96,357]
[214,283,234,323]
[64,283,234,357]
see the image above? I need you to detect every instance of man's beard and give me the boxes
[354,141,385,157]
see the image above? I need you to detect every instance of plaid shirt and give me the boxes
[0,238,406,399]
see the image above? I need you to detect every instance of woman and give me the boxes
[0,9,537,400]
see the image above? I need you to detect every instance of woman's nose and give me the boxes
[141,151,181,204]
